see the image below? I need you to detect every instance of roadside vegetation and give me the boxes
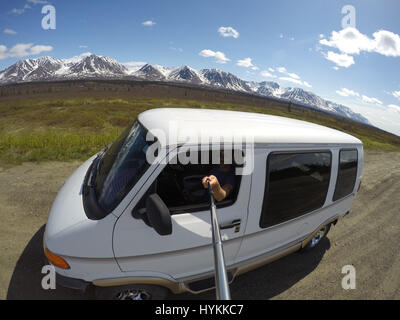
[1,96,399,164]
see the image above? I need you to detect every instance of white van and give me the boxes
[43,108,363,299]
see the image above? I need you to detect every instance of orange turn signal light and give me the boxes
[44,247,70,269]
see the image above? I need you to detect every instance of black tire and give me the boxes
[95,284,169,300]
[301,223,331,252]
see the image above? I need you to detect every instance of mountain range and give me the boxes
[0,53,370,125]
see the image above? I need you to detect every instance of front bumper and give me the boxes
[56,272,91,292]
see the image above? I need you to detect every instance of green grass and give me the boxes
[0,129,121,163]
[0,96,399,164]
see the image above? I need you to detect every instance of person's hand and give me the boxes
[202,175,220,189]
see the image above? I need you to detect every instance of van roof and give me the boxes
[138,108,362,146]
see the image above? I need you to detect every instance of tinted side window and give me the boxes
[260,151,331,228]
[333,149,358,201]
[157,150,242,213]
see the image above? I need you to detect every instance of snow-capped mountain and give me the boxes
[326,101,369,124]
[201,69,251,92]
[254,81,282,96]
[280,87,330,108]
[247,81,371,123]
[0,53,371,125]
[0,56,64,82]
[133,64,169,80]
[68,54,127,76]
[0,54,127,82]
[167,65,206,85]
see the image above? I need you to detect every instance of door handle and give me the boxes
[220,219,241,232]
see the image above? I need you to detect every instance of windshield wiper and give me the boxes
[86,145,110,188]
[96,144,110,176]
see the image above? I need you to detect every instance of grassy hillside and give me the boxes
[1,94,399,164]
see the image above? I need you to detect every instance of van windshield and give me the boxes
[94,121,151,213]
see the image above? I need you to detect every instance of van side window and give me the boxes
[333,149,358,201]
[259,151,331,228]
[134,150,242,216]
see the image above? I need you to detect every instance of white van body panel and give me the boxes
[113,146,252,279]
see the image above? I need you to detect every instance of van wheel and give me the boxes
[302,224,331,251]
[95,284,169,300]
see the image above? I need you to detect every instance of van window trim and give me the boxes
[259,149,333,229]
[332,148,359,202]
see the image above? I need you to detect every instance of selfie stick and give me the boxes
[208,181,231,300]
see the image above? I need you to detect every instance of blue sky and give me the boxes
[1,0,400,135]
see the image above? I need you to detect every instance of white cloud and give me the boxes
[361,95,383,105]
[373,30,400,57]
[278,34,294,40]
[268,67,274,72]
[11,4,31,15]
[336,88,383,106]
[333,66,339,70]
[260,70,276,78]
[170,46,183,52]
[142,20,156,27]
[279,77,311,88]
[3,29,17,35]
[199,49,230,64]
[79,45,88,49]
[336,88,359,97]
[237,57,258,69]
[388,104,400,113]
[320,28,373,55]
[0,45,8,60]
[320,27,400,57]
[323,51,355,68]
[0,43,53,60]
[345,101,400,136]
[273,66,311,87]
[30,45,53,55]
[279,77,303,86]
[319,34,324,39]
[28,0,48,4]
[218,27,239,39]
[62,52,92,64]
[287,72,300,79]
[392,91,400,100]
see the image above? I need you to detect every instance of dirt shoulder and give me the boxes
[0,151,399,299]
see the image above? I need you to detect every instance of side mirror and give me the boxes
[146,194,172,236]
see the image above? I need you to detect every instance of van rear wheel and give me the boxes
[95,284,169,300]
[302,224,331,251]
